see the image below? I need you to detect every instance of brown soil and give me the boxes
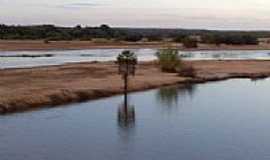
[1,40,270,51]
[1,60,270,114]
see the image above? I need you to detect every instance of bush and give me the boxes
[156,49,182,72]
[182,37,198,48]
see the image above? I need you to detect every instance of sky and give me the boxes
[1,0,270,30]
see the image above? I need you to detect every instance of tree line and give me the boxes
[0,24,268,45]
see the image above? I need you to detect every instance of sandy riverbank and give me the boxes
[0,60,270,114]
[1,40,270,51]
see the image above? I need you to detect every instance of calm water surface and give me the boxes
[1,49,270,68]
[1,79,270,160]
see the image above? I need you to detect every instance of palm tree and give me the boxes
[117,50,137,76]
[117,50,138,116]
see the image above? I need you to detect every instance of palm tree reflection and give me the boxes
[117,96,136,129]
[117,97,136,145]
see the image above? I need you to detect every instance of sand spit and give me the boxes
[1,60,270,114]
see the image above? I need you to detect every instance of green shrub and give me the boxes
[156,49,182,72]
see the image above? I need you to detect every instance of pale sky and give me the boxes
[1,0,270,30]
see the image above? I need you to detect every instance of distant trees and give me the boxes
[123,34,143,42]
[146,35,163,41]
[182,37,198,48]
[201,34,222,45]
[201,34,258,45]
[0,24,262,45]
[240,35,258,45]
[0,24,117,41]
[173,34,187,43]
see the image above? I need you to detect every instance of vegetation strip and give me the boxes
[0,24,262,45]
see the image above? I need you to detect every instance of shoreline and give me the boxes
[1,60,270,114]
[1,40,270,51]
[1,76,267,115]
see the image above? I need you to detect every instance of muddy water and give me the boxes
[1,49,270,68]
[1,79,270,160]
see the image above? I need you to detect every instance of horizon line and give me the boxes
[2,23,270,32]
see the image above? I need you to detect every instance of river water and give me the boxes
[1,79,270,160]
[1,49,270,68]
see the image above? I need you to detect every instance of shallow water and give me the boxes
[1,79,270,160]
[1,49,270,69]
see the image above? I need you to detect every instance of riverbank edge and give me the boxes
[0,70,268,115]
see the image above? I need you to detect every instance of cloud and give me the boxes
[58,2,105,9]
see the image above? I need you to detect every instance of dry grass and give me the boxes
[0,61,186,113]
[1,60,270,113]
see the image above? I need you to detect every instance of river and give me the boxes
[0,79,270,160]
[1,49,270,68]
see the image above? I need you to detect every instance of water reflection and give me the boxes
[117,103,136,129]
[117,95,136,143]
[117,94,136,129]
[156,83,196,111]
